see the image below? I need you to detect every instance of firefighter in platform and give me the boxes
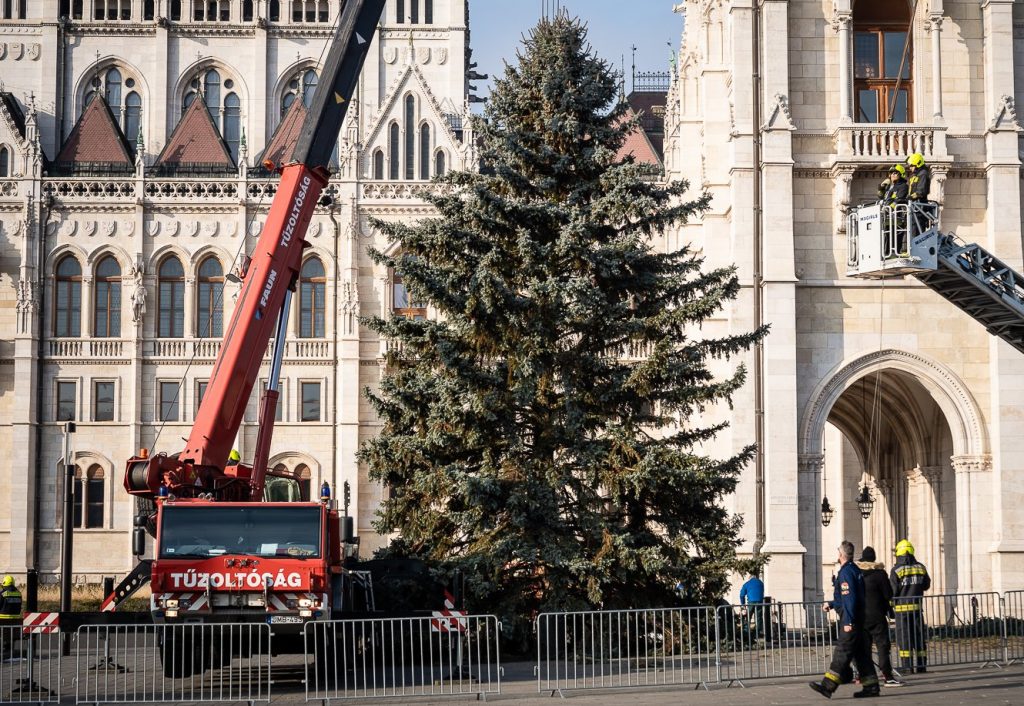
[809,541,880,699]
[891,539,931,673]
[877,164,908,204]
[906,153,935,235]
[878,164,910,254]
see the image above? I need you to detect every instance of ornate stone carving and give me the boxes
[989,95,1021,132]
[201,222,219,237]
[130,265,147,324]
[308,222,321,238]
[184,221,200,238]
[122,220,135,236]
[16,278,36,314]
[383,47,398,64]
[248,220,263,237]
[146,221,161,237]
[765,93,796,131]
[417,47,431,65]
[27,43,40,61]
[101,220,116,237]
[81,221,97,237]
[951,455,992,474]
[798,453,825,475]
[435,48,448,65]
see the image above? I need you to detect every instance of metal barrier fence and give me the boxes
[304,614,501,702]
[1004,591,1024,664]
[75,623,272,704]
[717,601,837,684]
[535,607,719,695]
[0,626,62,703]
[892,592,1003,672]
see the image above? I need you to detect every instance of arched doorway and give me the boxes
[799,350,989,600]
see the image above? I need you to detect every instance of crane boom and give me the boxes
[125,0,387,501]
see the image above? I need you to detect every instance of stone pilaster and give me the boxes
[798,453,825,600]
[951,455,993,591]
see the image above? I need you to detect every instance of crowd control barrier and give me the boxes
[0,624,62,703]
[1003,590,1024,664]
[75,623,271,704]
[304,614,501,702]
[892,592,1003,671]
[535,607,719,695]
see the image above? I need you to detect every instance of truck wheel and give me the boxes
[160,626,195,679]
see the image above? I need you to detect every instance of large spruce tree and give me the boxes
[361,14,766,624]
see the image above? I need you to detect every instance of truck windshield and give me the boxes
[159,506,322,559]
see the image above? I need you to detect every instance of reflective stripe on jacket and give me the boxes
[0,587,22,619]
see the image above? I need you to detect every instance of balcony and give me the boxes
[48,338,128,359]
[833,123,948,166]
[46,337,335,363]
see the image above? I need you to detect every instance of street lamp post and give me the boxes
[60,421,76,613]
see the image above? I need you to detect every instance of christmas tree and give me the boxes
[361,13,767,627]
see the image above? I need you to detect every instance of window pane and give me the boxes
[854,32,880,79]
[405,97,415,180]
[394,282,410,309]
[95,381,115,421]
[884,32,910,79]
[396,0,404,22]
[87,478,104,528]
[389,123,400,179]
[313,283,325,337]
[891,89,909,123]
[57,382,76,421]
[73,478,83,528]
[109,281,121,337]
[857,89,879,123]
[424,0,432,23]
[263,382,284,422]
[301,382,320,422]
[195,381,208,417]
[160,381,180,422]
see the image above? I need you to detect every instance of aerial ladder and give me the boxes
[94,0,386,675]
[846,201,1024,354]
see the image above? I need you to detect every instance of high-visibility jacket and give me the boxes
[877,178,908,204]
[890,554,930,611]
[0,586,22,619]
[907,166,932,202]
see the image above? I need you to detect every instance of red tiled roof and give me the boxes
[260,99,308,170]
[155,98,234,168]
[56,95,132,165]
[615,107,662,168]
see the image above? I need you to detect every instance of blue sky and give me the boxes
[467,1,682,96]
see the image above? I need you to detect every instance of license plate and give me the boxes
[269,615,303,624]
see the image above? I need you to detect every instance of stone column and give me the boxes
[951,455,993,592]
[905,466,944,592]
[81,275,94,338]
[928,16,944,119]
[799,454,826,600]
[184,275,196,338]
[835,13,852,123]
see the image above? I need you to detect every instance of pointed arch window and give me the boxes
[404,95,416,180]
[55,256,82,337]
[853,0,912,123]
[419,124,431,180]
[184,68,242,162]
[158,256,185,338]
[373,149,384,179]
[393,270,426,319]
[434,149,446,177]
[84,67,142,147]
[0,145,9,177]
[94,256,121,338]
[282,68,319,117]
[388,122,400,180]
[197,257,224,338]
[299,257,326,338]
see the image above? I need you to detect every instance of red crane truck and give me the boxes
[109,0,387,677]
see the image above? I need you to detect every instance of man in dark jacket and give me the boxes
[906,153,935,235]
[857,546,901,686]
[809,541,879,699]
[891,539,931,673]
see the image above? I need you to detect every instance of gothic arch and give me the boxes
[148,244,195,278]
[85,244,133,272]
[172,58,248,117]
[190,244,233,272]
[44,243,89,275]
[800,349,988,459]
[73,56,151,117]
[267,451,321,478]
[272,59,321,118]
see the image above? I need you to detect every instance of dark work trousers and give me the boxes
[824,627,878,692]
[865,620,893,678]
[896,608,927,671]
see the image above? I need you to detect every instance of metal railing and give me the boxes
[892,592,1003,671]
[1003,591,1024,664]
[0,626,62,703]
[536,607,719,695]
[304,614,502,702]
[75,623,272,704]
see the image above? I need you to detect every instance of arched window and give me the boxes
[419,123,431,180]
[197,257,223,338]
[94,256,121,338]
[434,149,446,177]
[55,255,82,337]
[396,0,404,23]
[73,464,105,529]
[388,122,400,180]
[0,145,9,177]
[243,0,253,21]
[184,68,242,162]
[424,0,432,23]
[282,68,318,117]
[373,149,384,180]
[299,257,326,338]
[158,256,185,338]
[853,0,912,123]
[404,95,416,180]
[393,269,426,319]
[84,67,141,142]
[295,464,312,501]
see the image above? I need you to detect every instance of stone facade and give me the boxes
[0,0,474,580]
[666,0,1024,601]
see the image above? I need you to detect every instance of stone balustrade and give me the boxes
[45,337,335,363]
[48,338,127,359]
[42,179,137,200]
[0,179,17,198]
[833,123,948,164]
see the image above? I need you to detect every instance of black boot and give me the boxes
[854,684,881,698]
[809,681,834,699]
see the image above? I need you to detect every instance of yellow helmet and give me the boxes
[895,539,915,557]
[906,153,925,168]
[890,164,906,178]
[1,575,14,587]
[229,449,241,462]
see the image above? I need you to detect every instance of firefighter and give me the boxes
[906,153,935,235]
[809,541,880,699]
[0,575,23,624]
[879,164,910,255]
[226,449,241,466]
[877,164,908,204]
[891,539,931,673]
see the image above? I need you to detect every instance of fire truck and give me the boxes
[104,0,387,678]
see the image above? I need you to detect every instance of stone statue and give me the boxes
[130,265,147,323]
